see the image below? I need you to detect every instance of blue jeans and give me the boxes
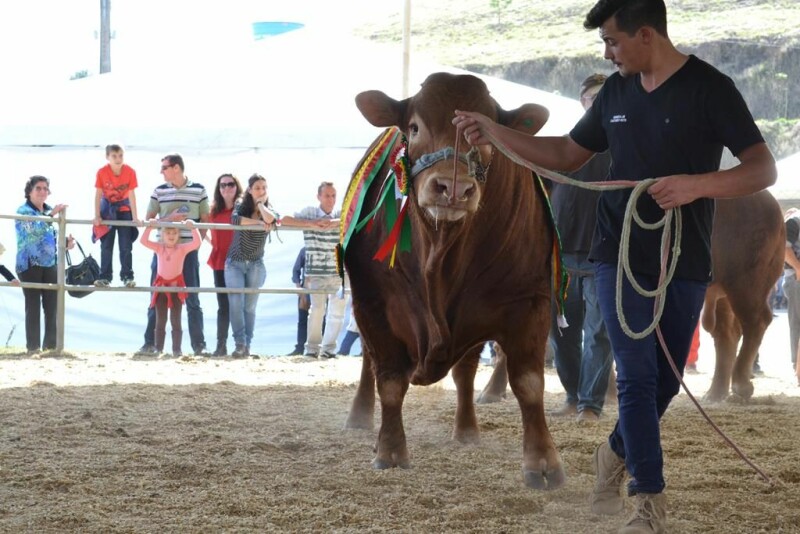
[595,262,706,495]
[143,250,205,351]
[99,211,135,281]
[224,259,266,347]
[550,253,613,414]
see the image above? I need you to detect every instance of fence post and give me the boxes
[56,209,67,352]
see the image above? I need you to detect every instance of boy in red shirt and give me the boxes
[92,144,140,287]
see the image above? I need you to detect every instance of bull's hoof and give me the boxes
[453,428,480,445]
[372,457,411,470]
[344,412,373,430]
[523,464,566,490]
[703,389,729,403]
[731,380,754,400]
[476,391,506,404]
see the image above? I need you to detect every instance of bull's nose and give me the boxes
[434,177,475,203]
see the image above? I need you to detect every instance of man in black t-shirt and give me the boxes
[454,1,776,531]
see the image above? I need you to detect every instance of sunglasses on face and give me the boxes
[219,182,237,189]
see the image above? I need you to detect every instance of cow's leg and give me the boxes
[705,297,739,402]
[729,294,773,400]
[451,347,481,444]
[344,346,376,430]
[373,370,411,469]
[504,335,565,490]
[477,342,509,404]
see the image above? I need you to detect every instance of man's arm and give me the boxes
[128,190,139,222]
[647,142,777,210]
[93,189,103,226]
[279,215,311,229]
[452,110,594,172]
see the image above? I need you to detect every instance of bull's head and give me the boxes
[355,73,548,223]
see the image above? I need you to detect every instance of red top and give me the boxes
[207,207,234,270]
[95,164,138,211]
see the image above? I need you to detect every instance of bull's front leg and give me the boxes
[345,347,376,430]
[450,348,481,444]
[506,345,566,490]
[373,372,411,469]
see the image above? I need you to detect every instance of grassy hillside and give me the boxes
[353,0,800,157]
[356,0,800,68]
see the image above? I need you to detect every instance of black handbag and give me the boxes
[65,241,100,298]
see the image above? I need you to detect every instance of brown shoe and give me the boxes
[591,442,626,515]
[550,402,578,417]
[577,409,600,422]
[618,492,666,533]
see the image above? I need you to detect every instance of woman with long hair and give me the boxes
[206,173,243,356]
[224,174,278,357]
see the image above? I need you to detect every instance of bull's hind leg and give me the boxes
[730,293,773,400]
[477,343,509,404]
[344,347,376,430]
[705,297,739,403]
[373,372,411,469]
[504,339,565,490]
[451,347,481,444]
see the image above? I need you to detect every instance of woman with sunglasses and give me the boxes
[15,176,75,354]
[206,173,243,356]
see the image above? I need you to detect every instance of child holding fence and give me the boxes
[140,220,200,357]
[92,144,139,288]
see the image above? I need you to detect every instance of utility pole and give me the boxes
[100,0,111,73]
[402,0,411,98]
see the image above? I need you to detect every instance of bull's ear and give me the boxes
[497,103,549,135]
[355,90,406,127]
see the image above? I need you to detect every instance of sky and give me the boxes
[0,0,400,83]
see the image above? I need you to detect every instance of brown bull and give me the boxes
[342,73,565,489]
[703,190,784,401]
[479,191,785,405]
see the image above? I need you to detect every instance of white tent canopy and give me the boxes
[0,28,583,151]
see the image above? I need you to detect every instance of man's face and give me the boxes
[317,185,336,213]
[161,160,181,184]
[599,17,645,77]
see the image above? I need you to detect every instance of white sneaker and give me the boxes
[94,279,110,287]
[123,279,136,288]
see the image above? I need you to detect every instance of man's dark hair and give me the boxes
[584,0,668,37]
[161,153,185,172]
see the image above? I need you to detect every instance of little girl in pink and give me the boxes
[140,220,201,356]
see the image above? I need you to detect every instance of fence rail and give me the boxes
[0,210,346,352]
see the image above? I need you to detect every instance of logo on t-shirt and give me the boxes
[610,114,627,123]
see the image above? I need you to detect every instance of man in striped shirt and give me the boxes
[137,154,210,356]
[281,182,345,358]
